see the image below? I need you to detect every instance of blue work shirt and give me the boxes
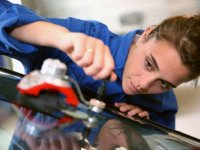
[0,0,177,129]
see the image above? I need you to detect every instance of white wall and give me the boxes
[174,82,200,139]
[31,0,199,34]
[8,0,21,4]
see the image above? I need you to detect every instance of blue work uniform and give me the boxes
[0,0,177,130]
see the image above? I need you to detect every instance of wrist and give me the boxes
[53,31,73,52]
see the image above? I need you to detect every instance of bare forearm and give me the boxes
[9,21,69,49]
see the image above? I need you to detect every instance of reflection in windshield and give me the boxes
[0,105,197,150]
[0,72,199,150]
[94,119,150,150]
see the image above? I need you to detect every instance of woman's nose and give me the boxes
[139,76,155,92]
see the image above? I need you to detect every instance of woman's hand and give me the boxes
[114,102,149,119]
[10,21,117,81]
[58,32,117,81]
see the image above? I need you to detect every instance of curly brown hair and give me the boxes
[146,14,200,85]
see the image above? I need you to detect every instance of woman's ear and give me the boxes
[135,25,156,46]
[140,25,156,40]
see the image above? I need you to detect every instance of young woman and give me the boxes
[1,0,200,131]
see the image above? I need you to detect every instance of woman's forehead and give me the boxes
[147,40,190,84]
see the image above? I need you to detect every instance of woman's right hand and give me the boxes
[10,21,117,81]
[58,32,117,81]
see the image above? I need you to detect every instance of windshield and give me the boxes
[0,71,199,150]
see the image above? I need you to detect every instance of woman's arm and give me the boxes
[9,21,117,81]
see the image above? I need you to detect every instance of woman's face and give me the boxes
[122,37,190,95]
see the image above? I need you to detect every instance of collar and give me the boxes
[112,29,144,82]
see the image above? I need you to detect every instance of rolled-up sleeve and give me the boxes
[0,0,47,54]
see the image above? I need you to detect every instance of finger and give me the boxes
[114,102,126,107]
[75,37,96,67]
[83,40,105,76]
[92,45,115,80]
[110,72,117,81]
[70,33,87,61]
[76,48,94,67]
[120,104,136,112]
[139,111,149,119]
[127,107,142,116]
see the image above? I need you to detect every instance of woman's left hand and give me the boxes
[114,102,149,119]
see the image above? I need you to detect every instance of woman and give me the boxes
[1,0,200,131]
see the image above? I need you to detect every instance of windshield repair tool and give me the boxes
[81,79,107,146]
[16,58,107,143]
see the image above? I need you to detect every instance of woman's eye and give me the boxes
[160,80,169,89]
[145,59,153,70]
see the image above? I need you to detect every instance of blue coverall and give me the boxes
[0,0,177,130]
